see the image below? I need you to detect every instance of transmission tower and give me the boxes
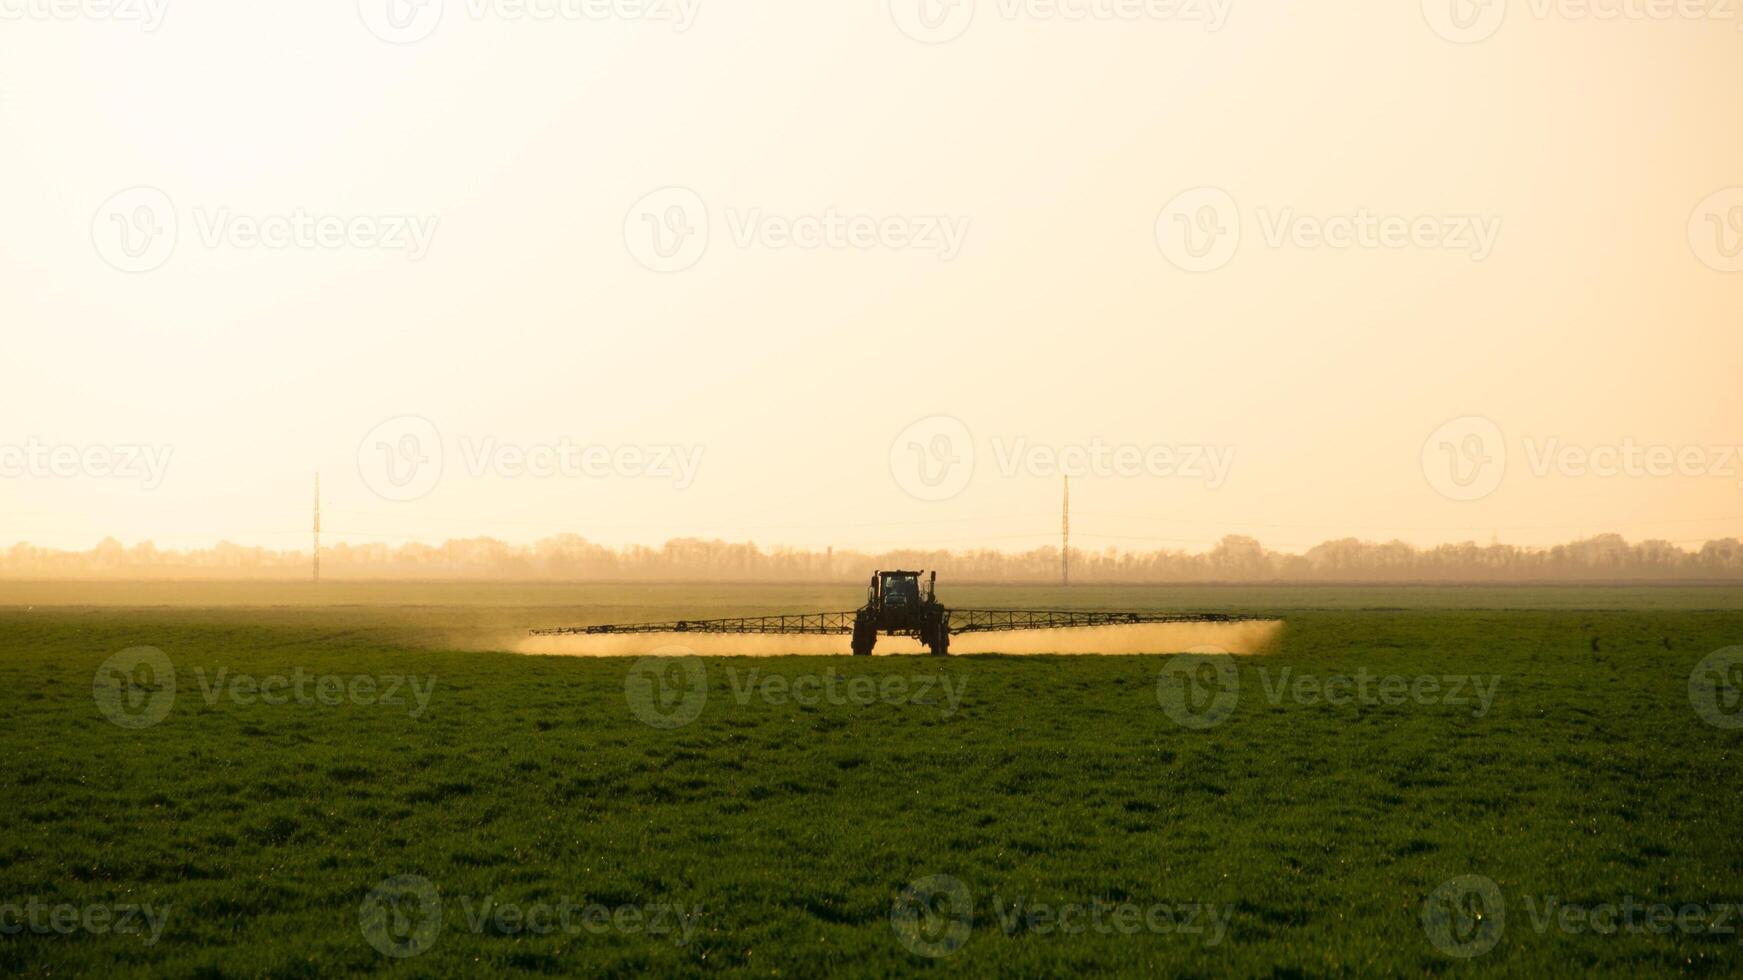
[1061,476,1070,587]
[313,473,321,585]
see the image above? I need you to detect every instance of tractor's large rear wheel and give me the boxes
[851,620,876,656]
[926,617,951,657]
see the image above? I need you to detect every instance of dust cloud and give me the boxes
[515,620,1283,658]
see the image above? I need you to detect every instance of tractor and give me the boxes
[852,570,949,656]
[530,570,1255,656]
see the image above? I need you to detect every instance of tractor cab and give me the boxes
[878,571,921,612]
[868,570,932,622]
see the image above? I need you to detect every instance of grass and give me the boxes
[0,583,1739,976]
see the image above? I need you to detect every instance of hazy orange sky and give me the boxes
[2,1,1740,553]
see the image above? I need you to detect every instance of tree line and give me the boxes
[4,532,1741,582]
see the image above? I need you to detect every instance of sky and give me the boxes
[1,0,1740,554]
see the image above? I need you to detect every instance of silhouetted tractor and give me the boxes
[851,570,948,656]
[531,570,1256,656]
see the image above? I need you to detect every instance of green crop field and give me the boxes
[2,583,1740,977]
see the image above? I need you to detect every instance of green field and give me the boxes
[2,583,1740,976]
